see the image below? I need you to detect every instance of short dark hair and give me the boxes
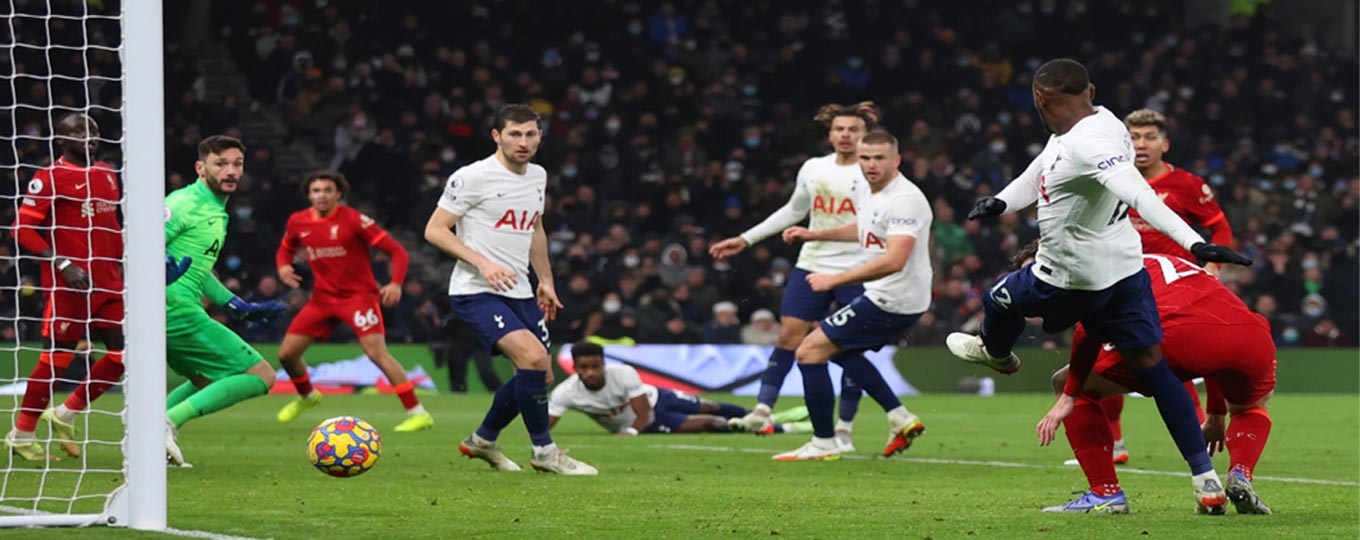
[301,170,350,196]
[197,135,247,160]
[571,341,604,360]
[859,130,898,150]
[814,101,880,131]
[492,104,540,131]
[1033,58,1090,95]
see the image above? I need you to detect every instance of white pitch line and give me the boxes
[635,443,1360,487]
[0,503,268,540]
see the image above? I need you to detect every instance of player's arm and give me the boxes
[276,218,302,287]
[373,233,410,307]
[1061,324,1101,398]
[623,394,653,436]
[15,171,89,289]
[712,163,812,258]
[547,386,571,430]
[1182,178,1235,274]
[783,222,856,243]
[205,270,286,322]
[530,215,561,321]
[810,235,914,292]
[1201,378,1229,455]
[971,156,1043,219]
[424,173,518,291]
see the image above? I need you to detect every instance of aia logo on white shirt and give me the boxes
[813,195,855,215]
[861,231,885,249]
[494,210,541,231]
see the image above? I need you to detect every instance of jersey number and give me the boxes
[537,319,550,345]
[1106,202,1130,226]
[826,305,857,327]
[353,309,380,330]
[1146,254,1207,285]
[204,239,221,257]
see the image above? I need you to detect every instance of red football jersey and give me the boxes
[1141,253,1260,328]
[278,206,393,300]
[15,158,123,291]
[1128,164,1231,259]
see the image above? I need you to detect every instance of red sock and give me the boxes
[1065,396,1121,496]
[1185,380,1206,424]
[16,352,73,431]
[394,381,420,410]
[292,372,314,397]
[64,351,124,412]
[1100,394,1125,441]
[1226,408,1271,480]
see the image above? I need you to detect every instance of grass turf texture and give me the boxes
[1,393,1356,539]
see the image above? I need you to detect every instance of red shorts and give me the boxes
[285,294,385,340]
[1095,317,1277,406]
[43,290,123,342]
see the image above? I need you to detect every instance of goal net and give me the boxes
[0,0,164,529]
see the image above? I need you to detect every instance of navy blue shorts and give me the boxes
[449,293,550,354]
[644,388,702,434]
[782,267,865,321]
[818,296,921,352]
[986,265,1163,350]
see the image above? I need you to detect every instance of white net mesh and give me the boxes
[0,0,126,519]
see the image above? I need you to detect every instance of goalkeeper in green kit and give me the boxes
[163,135,285,466]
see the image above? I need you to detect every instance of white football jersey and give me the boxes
[740,154,868,273]
[438,155,547,298]
[853,173,933,314]
[997,106,1172,291]
[548,364,658,434]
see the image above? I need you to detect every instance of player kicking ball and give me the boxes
[163,135,287,466]
[709,102,899,450]
[1024,244,1276,515]
[951,59,1252,513]
[426,104,596,475]
[548,342,811,436]
[273,171,432,432]
[773,131,932,461]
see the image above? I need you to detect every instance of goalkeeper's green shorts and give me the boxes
[166,308,265,381]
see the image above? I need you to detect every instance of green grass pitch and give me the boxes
[2,393,1356,539]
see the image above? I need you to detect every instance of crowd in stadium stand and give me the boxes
[2,1,1356,352]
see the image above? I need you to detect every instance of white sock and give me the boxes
[405,404,427,415]
[9,429,34,441]
[532,443,559,457]
[470,433,493,446]
[811,437,837,450]
[54,404,75,423]
[887,405,911,419]
[301,390,317,400]
[753,403,772,416]
[835,419,854,433]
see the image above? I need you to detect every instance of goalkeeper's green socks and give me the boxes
[167,374,270,428]
[167,381,199,409]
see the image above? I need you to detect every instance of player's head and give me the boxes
[857,130,900,187]
[571,341,607,391]
[55,113,99,166]
[1124,108,1169,172]
[302,170,349,214]
[815,101,879,156]
[195,135,247,197]
[1032,59,1094,131]
[491,104,542,167]
[1010,240,1040,271]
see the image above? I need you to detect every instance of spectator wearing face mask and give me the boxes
[584,293,638,346]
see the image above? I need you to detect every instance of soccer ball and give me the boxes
[307,416,381,477]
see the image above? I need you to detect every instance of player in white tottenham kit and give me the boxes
[424,104,596,476]
[547,342,810,435]
[710,102,903,452]
[948,59,1251,512]
[772,131,932,461]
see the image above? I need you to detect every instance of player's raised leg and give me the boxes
[276,333,323,423]
[358,333,433,431]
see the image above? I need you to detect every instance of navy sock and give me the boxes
[980,284,1025,358]
[833,352,902,412]
[475,375,519,441]
[513,370,554,447]
[1134,359,1213,474]
[799,363,835,438]
[772,424,785,434]
[716,402,747,418]
[757,348,796,408]
[838,371,863,422]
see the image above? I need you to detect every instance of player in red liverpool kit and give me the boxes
[1037,250,1276,515]
[1082,108,1239,466]
[6,114,129,460]
[273,171,432,432]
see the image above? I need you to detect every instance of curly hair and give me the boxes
[813,101,880,130]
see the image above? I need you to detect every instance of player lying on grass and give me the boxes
[1020,243,1276,515]
[709,102,885,450]
[274,171,432,432]
[548,342,811,435]
[772,131,932,461]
